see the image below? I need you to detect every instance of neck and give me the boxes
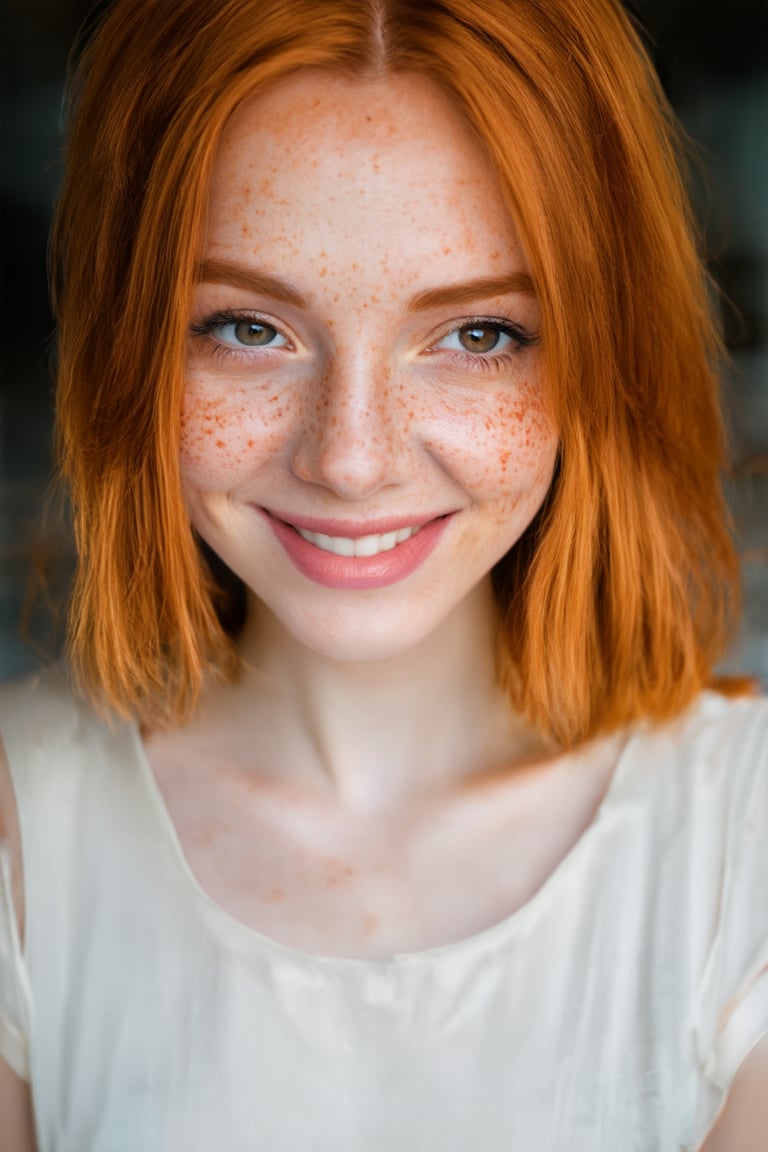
[203,578,550,814]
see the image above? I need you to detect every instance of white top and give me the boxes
[0,670,766,1152]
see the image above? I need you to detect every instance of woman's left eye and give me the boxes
[433,321,533,356]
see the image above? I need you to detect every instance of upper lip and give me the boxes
[263,509,451,538]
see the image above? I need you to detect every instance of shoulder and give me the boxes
[0,665,129,786]
[618,690,767,814]
[671,689,767,806]
[0,669,78,943]
[667,694,768,1121]
[0,665,81,742]
[646,688,766,755]
[621,690,768,914]
[0,667,129,942]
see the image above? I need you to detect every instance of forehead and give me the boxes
[204,70,526,287]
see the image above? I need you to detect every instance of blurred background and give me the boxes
[1,0,767,683]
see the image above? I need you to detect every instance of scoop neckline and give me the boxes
[127,719,636,970]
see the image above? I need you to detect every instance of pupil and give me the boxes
[460,325,499,353]
[235,320,274,346]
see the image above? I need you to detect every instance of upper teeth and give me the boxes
[296,525,420,557]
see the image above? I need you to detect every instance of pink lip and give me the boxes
[260,508,453,590]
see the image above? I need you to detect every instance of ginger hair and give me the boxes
[51,0,739,741]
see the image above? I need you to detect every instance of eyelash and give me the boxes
[189,310,291,362]
[188,311,540,371]
[430,317,539,374]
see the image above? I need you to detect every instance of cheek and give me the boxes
[179,381,296,488]
[423,379,558,497]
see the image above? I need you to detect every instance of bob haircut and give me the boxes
[52,0,739,743]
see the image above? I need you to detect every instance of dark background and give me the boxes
[1,0,766,682]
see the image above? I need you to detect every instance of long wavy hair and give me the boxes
[51,0,740,742]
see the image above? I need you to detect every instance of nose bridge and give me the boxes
[293,343,406,497]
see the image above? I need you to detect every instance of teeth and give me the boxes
[296,524,421,557]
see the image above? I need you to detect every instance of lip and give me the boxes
[260,508,453,590]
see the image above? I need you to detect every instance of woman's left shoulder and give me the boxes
[628,689,768,805]
[613,690,766,836]
[677,692,768,1126]
[672,687,768,754]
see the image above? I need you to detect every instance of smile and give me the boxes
[262,509,452,590]
[294,525,421,557]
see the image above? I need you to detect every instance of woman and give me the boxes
[1,0,766,1147]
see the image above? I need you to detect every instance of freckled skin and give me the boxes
[181,70,558,663]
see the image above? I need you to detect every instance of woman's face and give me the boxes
[181,70,558,662]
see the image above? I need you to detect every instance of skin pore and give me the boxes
[141,69,623,959]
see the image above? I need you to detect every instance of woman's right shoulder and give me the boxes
[0,667,93,944]
[0,666,82,742]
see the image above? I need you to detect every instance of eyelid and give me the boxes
[426,315,539,352]
[189,309,297,352]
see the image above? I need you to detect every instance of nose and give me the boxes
[291,351,410,500]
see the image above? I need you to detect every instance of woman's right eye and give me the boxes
[190,313,289,350]
[221,319,287,348]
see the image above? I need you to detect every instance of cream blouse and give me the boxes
[0,671,766,1151]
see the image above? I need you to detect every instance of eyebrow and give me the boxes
[409,273,536,311]
[198,259,310,309]
[198,259,535,313]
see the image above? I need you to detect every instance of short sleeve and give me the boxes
[693,699,768,1097]
[0,840,32,1080]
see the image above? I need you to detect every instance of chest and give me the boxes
[35,820,708,1152]
[147,746,619,958]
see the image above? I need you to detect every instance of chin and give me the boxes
[258,593,455,666]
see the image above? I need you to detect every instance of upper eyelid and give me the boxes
[191,309,297,347]
[426,316,538,347]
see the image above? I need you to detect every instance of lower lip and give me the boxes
[264,512,452,590]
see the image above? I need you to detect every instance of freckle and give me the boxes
[324,857,355,887]
[363,914,378,936]
[319,266,327,277]
[204,428,213,436]
[443,246,452,255]
[215,439,225,447]
[268,394,279,403]
[247,439,255,448]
